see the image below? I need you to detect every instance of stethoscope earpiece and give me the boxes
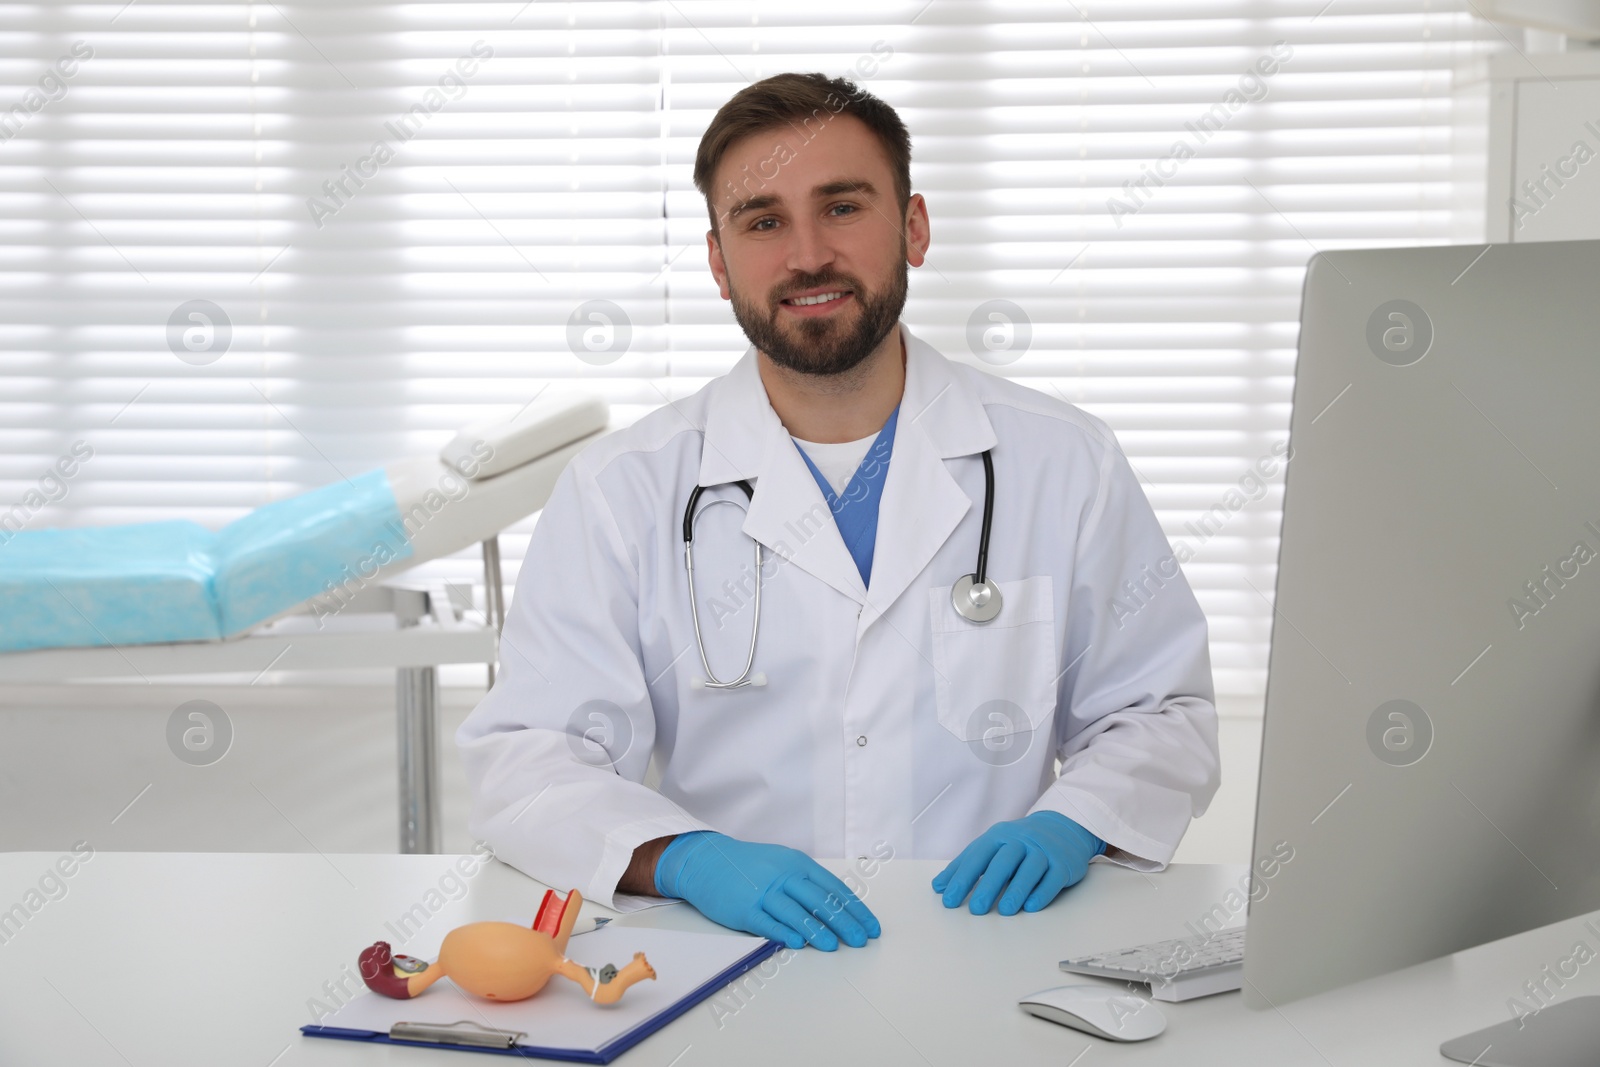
[689,671,767,690]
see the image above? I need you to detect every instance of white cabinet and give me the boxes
[1461,50,1600,241]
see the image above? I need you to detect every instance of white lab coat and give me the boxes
[456,322,1220,911]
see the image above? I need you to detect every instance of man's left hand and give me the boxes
[932,811,1106,915]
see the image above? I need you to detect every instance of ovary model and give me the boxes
[357,888,656,1006]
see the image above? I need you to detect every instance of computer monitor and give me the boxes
[1243,237,1600,1010]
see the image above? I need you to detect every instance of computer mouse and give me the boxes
[1018,983,1167,1042]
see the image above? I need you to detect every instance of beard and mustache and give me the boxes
[726,233,909,379]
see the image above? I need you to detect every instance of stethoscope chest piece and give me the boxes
[951,573,1002,624]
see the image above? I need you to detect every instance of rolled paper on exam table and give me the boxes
[0,393,609,654]
[0,468,412,652]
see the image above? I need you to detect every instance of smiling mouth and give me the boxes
[780,289,854,307]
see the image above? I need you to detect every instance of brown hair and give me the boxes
[693,71,911,240]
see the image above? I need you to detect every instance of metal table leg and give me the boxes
[396,664,440,854]
[481,536,505,687]
[394,587,441,854]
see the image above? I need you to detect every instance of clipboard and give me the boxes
[302,927,781,1063]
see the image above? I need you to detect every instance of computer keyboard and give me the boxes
[1059,926,1245,1002]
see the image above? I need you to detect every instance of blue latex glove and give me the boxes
[932,811,1106,915]
[654,831,882,951]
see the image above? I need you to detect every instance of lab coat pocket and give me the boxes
[928,575,1058,748]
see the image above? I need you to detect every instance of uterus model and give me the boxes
[358,888,656,1006]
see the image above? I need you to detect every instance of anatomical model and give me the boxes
[358,888,656,1005]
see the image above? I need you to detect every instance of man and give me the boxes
[457,72,1220,952]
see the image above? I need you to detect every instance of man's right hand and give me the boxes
[651,831,881,951]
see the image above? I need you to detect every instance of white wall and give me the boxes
[0,681,1262,863]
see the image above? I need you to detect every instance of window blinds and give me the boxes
[0,1,1500,709]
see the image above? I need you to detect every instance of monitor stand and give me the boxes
[1440,996,1600,1066]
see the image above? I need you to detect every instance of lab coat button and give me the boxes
[856,735,867,747]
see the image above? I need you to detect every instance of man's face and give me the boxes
[706,112,928,377]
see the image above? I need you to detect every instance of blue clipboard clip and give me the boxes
[391,1020,526,1049]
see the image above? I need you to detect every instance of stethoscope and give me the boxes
[682,449,1002,691]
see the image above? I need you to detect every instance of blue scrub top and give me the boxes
[794,403,899,588]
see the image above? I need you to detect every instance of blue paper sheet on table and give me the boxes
[0,468,413,653]
[301,926,781,1063]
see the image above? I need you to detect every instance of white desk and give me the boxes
[2,851,1595,1065]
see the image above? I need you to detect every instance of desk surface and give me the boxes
[2,851,1594,1065]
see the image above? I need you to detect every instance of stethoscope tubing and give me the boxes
[683,480,761,690]
[683,449,999,689]
[975,449,994,588]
